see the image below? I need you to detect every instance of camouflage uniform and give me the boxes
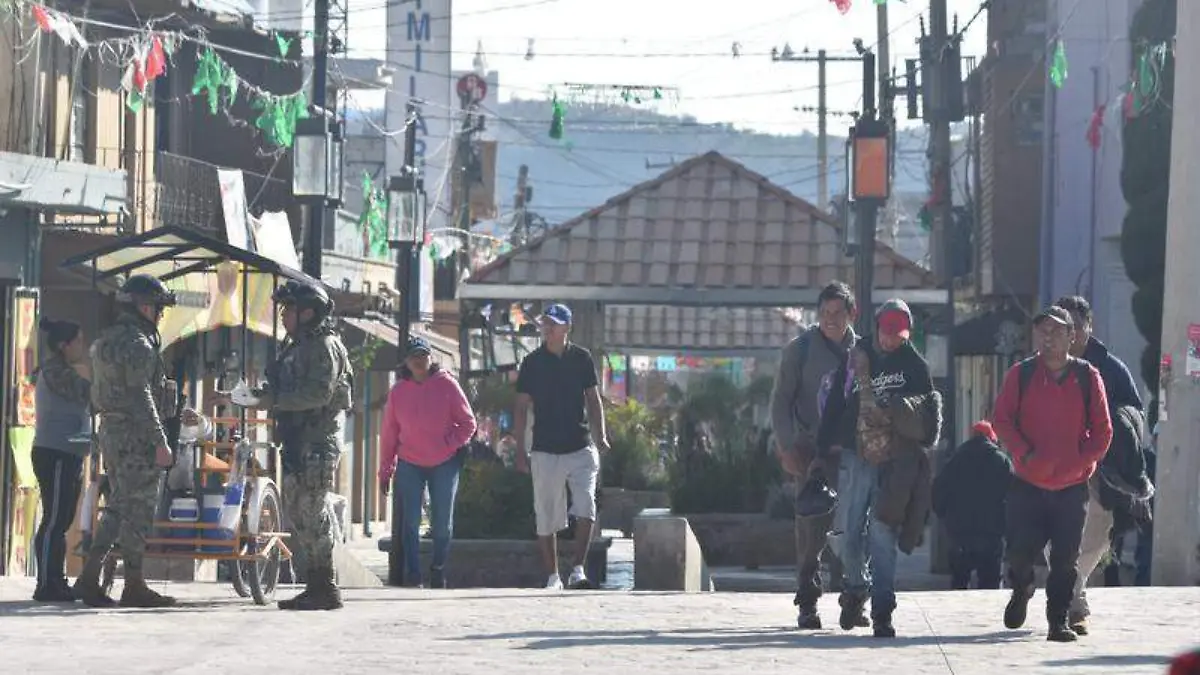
[258,320,352,608]
[85,312,176,606]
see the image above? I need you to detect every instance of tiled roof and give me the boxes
[605,305,805,353]
[464,151,938,306]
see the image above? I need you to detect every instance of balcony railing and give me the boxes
[156,151,294,239]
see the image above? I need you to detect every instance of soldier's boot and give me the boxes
[73,552,117,608]
[277,577,316,610]
[119,566,177,608]
[291,567,344,611]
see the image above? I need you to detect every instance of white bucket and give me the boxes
[168,497,200,522]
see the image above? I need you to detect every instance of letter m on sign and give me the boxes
[407,12,431,41]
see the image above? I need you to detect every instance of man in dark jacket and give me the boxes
[823,299,942,638]
[932,421,1013,589]
[993,305,1113,643]
[770,281,858,630]
[1053,296,1144,635]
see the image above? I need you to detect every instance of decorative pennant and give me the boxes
[549,94,565,140]
[31,4,87,48]
[831,0,852,13]
[1050,40,1068,89]
[192,46,228,114]
[1086,104,1106,150]
[274,32,292,58]
[250,92,308,148]
[358,173,389,259]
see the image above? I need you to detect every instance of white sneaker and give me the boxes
[544,573,563,590]
[567,565,591,590]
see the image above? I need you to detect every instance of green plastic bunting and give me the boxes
[549,95,565,139]
[275,33,292,58]
[126,89,144,113]
[251,92,309,148]
[191,47,226,114]
[1050,40,1067,89]
[358,173,389,259]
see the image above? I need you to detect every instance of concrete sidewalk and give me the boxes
[0,578,1194,674]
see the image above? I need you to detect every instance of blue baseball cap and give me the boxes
[540,303,572,325]
[405,336,432,357]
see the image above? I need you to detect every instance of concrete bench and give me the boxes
[633,508,713,592]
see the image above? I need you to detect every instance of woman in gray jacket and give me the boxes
[32,318,91,602]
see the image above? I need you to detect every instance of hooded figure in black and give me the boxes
[932,420,1014,589]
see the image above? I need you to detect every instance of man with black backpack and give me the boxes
[770,281,858,630]
[993,305,1113,642]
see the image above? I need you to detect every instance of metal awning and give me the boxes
[0,151,126,215]
[59,225,324,290]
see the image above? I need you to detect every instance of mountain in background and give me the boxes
[345,100,948,266]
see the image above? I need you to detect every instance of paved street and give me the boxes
[0,578,1195,674]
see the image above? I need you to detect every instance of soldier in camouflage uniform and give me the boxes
[74,274,179,608]
[231,279,352,611]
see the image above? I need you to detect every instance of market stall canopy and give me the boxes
[59,225,329,347]
[58,225,320,288]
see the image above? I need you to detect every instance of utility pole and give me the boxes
[771,46,861,210]
[923,0,961,576]
[1153,0,1200,587]
[853,50,881,335]
[303,0,331,279]
[514,164,529,246]
[385,102,419,588]
[818,50,827,209]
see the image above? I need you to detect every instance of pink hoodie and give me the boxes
[379,368,477,478]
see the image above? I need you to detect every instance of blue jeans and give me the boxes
[395,453,463,582]
[829,450,899,614]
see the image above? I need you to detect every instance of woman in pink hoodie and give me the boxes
[379,336,477,588]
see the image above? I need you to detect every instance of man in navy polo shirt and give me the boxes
[513,303,611,590]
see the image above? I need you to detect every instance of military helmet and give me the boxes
[272,279,333,320]
[116,274,176,307]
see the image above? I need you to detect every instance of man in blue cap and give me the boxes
[513,303,610,590]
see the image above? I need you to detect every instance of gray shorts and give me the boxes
[530,447,599,537]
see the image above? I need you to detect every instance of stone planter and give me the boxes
[599,488,670,537]
[682,513,794,568]
[379,536,611,588]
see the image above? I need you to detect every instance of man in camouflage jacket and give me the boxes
[232,279,352,611]
[74,274,179,608]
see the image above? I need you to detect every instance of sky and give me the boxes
[344,0,990,136]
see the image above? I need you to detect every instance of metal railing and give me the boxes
[156,151,293,237]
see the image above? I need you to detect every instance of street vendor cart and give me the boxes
[60,225,328,605]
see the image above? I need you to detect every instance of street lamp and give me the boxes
[384,170,425,588]
[293,117,345,277]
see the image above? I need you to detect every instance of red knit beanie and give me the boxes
[972,420,998,443]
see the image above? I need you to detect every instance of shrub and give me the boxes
[667,373,781,514]
[603,399,669,491]
[454,459,536,540]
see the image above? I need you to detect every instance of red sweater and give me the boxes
[992,357,1113,491]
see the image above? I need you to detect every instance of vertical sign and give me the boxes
[387,0,450,321]
[10,291,37,427]
[217,169,250,251]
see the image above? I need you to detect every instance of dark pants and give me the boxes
[949,535,1003,589]
[794,460,839,610]
[1005,479,1088,623]
[32,447,84,590]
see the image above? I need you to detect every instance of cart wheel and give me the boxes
[237,482,282,605]
[230,561,252,598]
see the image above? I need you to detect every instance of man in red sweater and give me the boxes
[992,306,1113,643]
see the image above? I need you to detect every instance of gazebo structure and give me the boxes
[459,151,945,371]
